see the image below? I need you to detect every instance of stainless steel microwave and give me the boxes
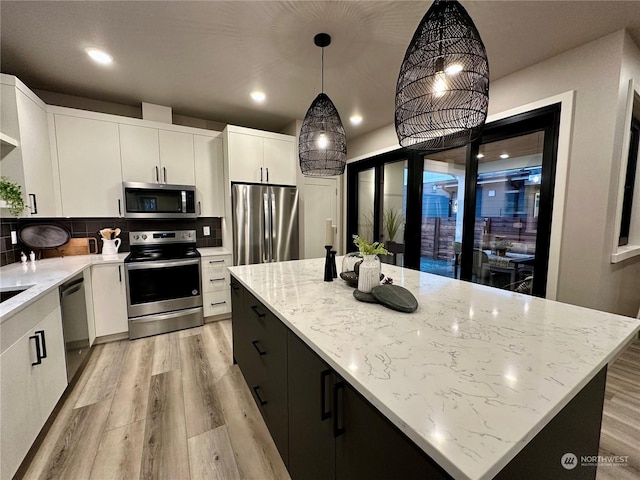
[122,182,197,219]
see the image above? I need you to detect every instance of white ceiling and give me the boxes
[2,1,640,141]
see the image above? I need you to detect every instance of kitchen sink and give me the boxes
[0,287,31,303]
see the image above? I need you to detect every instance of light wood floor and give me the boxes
[19,323,640,480]
[20,320,290,480]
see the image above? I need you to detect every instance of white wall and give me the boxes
[348,30,640,317]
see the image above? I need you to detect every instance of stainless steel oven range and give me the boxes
[124,230,203,339]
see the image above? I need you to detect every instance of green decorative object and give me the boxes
[371,285,418,313]
[352,234,388,256]
[0,176,26,217]
[383,208,404,243]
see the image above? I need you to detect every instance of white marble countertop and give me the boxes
[229,258,640,480]
[0,254,128,322]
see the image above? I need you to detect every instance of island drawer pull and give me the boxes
[321,369,332,420]
[252,340,267,356]
[210,301,226,306]
[250,305,265,319]
[253,386,268,406]
[333,381,345,437]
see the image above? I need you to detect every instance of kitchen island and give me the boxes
[229,258,640,480]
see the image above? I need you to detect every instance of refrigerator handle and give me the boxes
[270,193,276,262]
[263,193,270,263]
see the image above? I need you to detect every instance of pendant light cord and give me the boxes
[321,46,325,93]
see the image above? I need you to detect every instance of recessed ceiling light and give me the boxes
[500,153,510,159]
[85,47,113,65]
[250,91,266,103]
[350,114,363,125]
[476,153,484,159]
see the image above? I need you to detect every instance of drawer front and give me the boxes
[202,255,232,275]
[203,290,231,316]
[203,271,229,293]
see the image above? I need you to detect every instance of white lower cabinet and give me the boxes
[0,294,67,480]
[201,254,232,317]
[91,263,129,337]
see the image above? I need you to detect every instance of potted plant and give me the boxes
[383,208,404,244]
[353,235,388,293]
[493,238,513,257]
[0,176,26,217]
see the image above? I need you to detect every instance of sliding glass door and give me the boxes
[347,104,560,297]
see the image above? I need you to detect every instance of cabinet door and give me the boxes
[335,383,449,480]
[91,264,128,337]
[158,130,195,185]
[120,124,160,183]
[0,305,67,480]
[16,88,57,216]
[264,137,296,186]
[35,306,67,423]
[0,327,43,480]
[55,115,123,217]
[288,331,335,480]
[194,135,224,217]
[227,131,263,183]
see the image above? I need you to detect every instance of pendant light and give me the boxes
[395,0,489,151]
[299,33,347,177]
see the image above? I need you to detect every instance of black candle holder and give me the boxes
[324,245,333,282]
[330,250,337,278]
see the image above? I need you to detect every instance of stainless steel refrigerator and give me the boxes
[231,183,299,265]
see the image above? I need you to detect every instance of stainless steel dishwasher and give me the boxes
[59,273,90,382]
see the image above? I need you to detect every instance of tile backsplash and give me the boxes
[0,216,222,266]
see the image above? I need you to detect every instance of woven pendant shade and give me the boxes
[299,93,347,176]
[395,0,489,151]
[299,33,347,177]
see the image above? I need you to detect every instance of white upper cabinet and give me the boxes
[120,124,161,183]
[0,75,57,217]
[54,114,123,217]
[120,125,195,185]
[194,134,224,217]
[158,130,195,185]
[225,125,296,186]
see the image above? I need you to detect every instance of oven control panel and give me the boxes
[130,230,196,245]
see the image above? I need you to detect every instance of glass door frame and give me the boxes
[346,103,560,297]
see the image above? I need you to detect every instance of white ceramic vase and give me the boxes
[357,254,380,293]
[102,238,121,255]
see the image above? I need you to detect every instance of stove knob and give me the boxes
[188,232,193,238]
[133,234,139,240]
[142,234,147,240]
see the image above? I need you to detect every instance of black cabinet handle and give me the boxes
[209,259,225,264]
[117,199,122,217]
[250,305,265,319]
[252,340,267,356]
[253,386,268,406]
[30,334,43,366]
[155,166,159,183]
[209,277,225,282]
[35,330,47,359]
[231,282,240,291]
[29,193,38,214]
[118,265,122,282]
[163,167,167,183]
[266,167,269,182]
[210,301,226,306]
[321,369,332,420]
[333,381,345,437]
[260,167,263,182]
[198,201,202,216]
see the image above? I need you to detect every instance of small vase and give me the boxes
[357,254,381,293]
[102,238,121,255]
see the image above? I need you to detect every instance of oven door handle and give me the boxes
[126,258,201,270]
